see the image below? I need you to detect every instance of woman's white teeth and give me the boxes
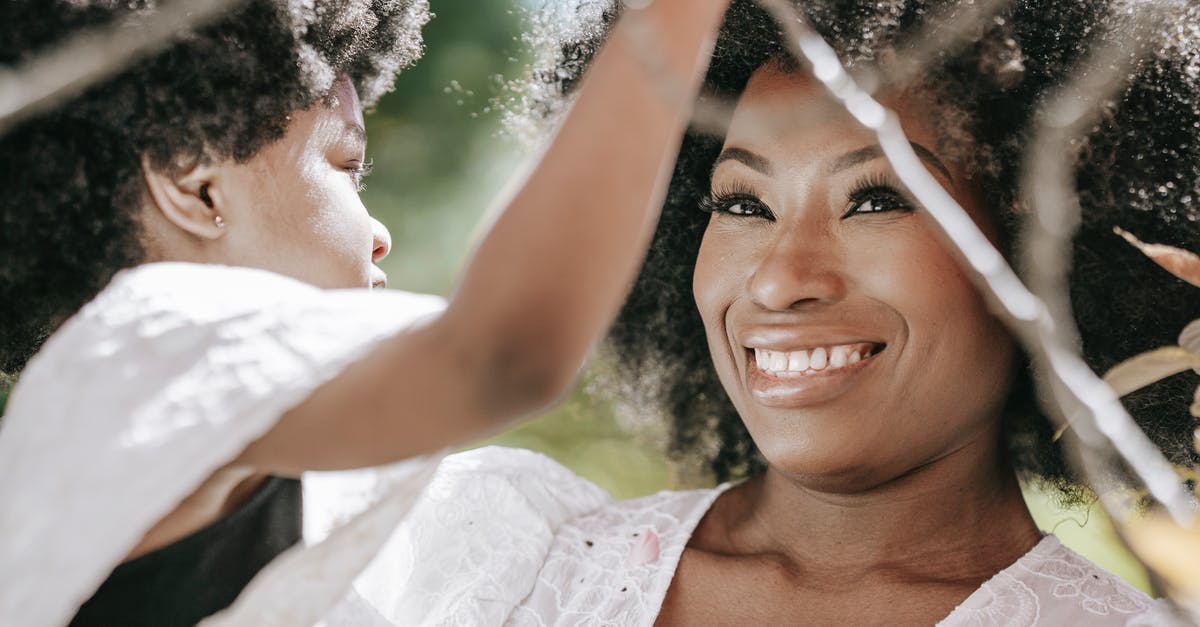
[754,344,873,374]
[829,345,848,368]
[787,350,809,371]
[810,347,828,369]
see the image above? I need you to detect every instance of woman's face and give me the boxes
[197,76,389,289]
[694,64,1015,492]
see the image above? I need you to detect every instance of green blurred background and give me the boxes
[362,0,1150,593]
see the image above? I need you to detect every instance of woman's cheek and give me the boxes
[693,234,724,319]
[694,235,748,319]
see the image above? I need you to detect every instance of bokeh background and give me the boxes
[345,0,1152,591]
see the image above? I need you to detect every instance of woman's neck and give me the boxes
[697,433,1041,587]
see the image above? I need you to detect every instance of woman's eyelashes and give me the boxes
[841,175,914,219]
[701,185,775,220]
[701,176,914,222]
[345,159,373,192]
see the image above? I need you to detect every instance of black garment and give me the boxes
[69,477,302,627]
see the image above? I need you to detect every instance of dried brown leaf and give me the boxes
[1103,346,1200,397]
[1114,227,1200,288]
[1181,319,1200,356]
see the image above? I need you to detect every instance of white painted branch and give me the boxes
[0,0,246,135]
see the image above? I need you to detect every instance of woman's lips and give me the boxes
[744,342,885,408]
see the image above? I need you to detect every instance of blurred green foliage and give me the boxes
[365,1,528,295]
[364,0,1149,593]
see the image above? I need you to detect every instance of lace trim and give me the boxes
[508,481,733,626]
[939,535,1151,626]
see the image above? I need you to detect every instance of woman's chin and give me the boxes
[760,448,909,495]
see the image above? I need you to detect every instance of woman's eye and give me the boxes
[701,194,774,219]
[726,202,758,215]
[843,189,912,218]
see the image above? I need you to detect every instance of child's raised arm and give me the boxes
[237,0,731,472]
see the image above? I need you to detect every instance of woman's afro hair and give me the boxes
[522,0,1200,493]
[0,0,428,373]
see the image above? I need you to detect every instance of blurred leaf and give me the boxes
[1125,514,1200,620]
[1103,346,1200,397]
[1114,227,1200,289]
[1180,319,1200,356]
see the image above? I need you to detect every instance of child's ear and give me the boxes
[141,156,227,239]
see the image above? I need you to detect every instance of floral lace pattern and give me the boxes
[508,481,731,627]
[380,447,1175,627]
[940,536,1158,626]
[340,447,612,626]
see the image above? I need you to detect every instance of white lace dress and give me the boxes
[361,446,1186,627]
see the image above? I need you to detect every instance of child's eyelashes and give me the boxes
[346,159,374,192]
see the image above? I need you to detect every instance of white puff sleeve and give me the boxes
[0,262,445,627]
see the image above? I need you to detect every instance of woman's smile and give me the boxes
[737,326,888,407]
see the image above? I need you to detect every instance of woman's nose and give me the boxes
[371,217,392,263]
[747,227,846,311]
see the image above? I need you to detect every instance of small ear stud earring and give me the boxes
[214,215,225,229]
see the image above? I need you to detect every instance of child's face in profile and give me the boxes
[202,75,391,290]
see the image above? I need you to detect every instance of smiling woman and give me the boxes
[378,0,1200,625]
[694,66,1016,494]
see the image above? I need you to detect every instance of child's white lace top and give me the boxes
[355,446,1181,627]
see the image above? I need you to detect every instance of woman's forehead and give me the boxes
[726,63,948,171]
[725,67,875,157]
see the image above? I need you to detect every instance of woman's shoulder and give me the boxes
[940,535,1178,627]
[508,470,730,626]
[419,445,613,522]
[354,446,728,626]
[408,446,722,563]
[351,446,612,624]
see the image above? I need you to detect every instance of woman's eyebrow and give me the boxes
[713,143,952,185]
[712,147,772,176]
[831,142,954,183]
